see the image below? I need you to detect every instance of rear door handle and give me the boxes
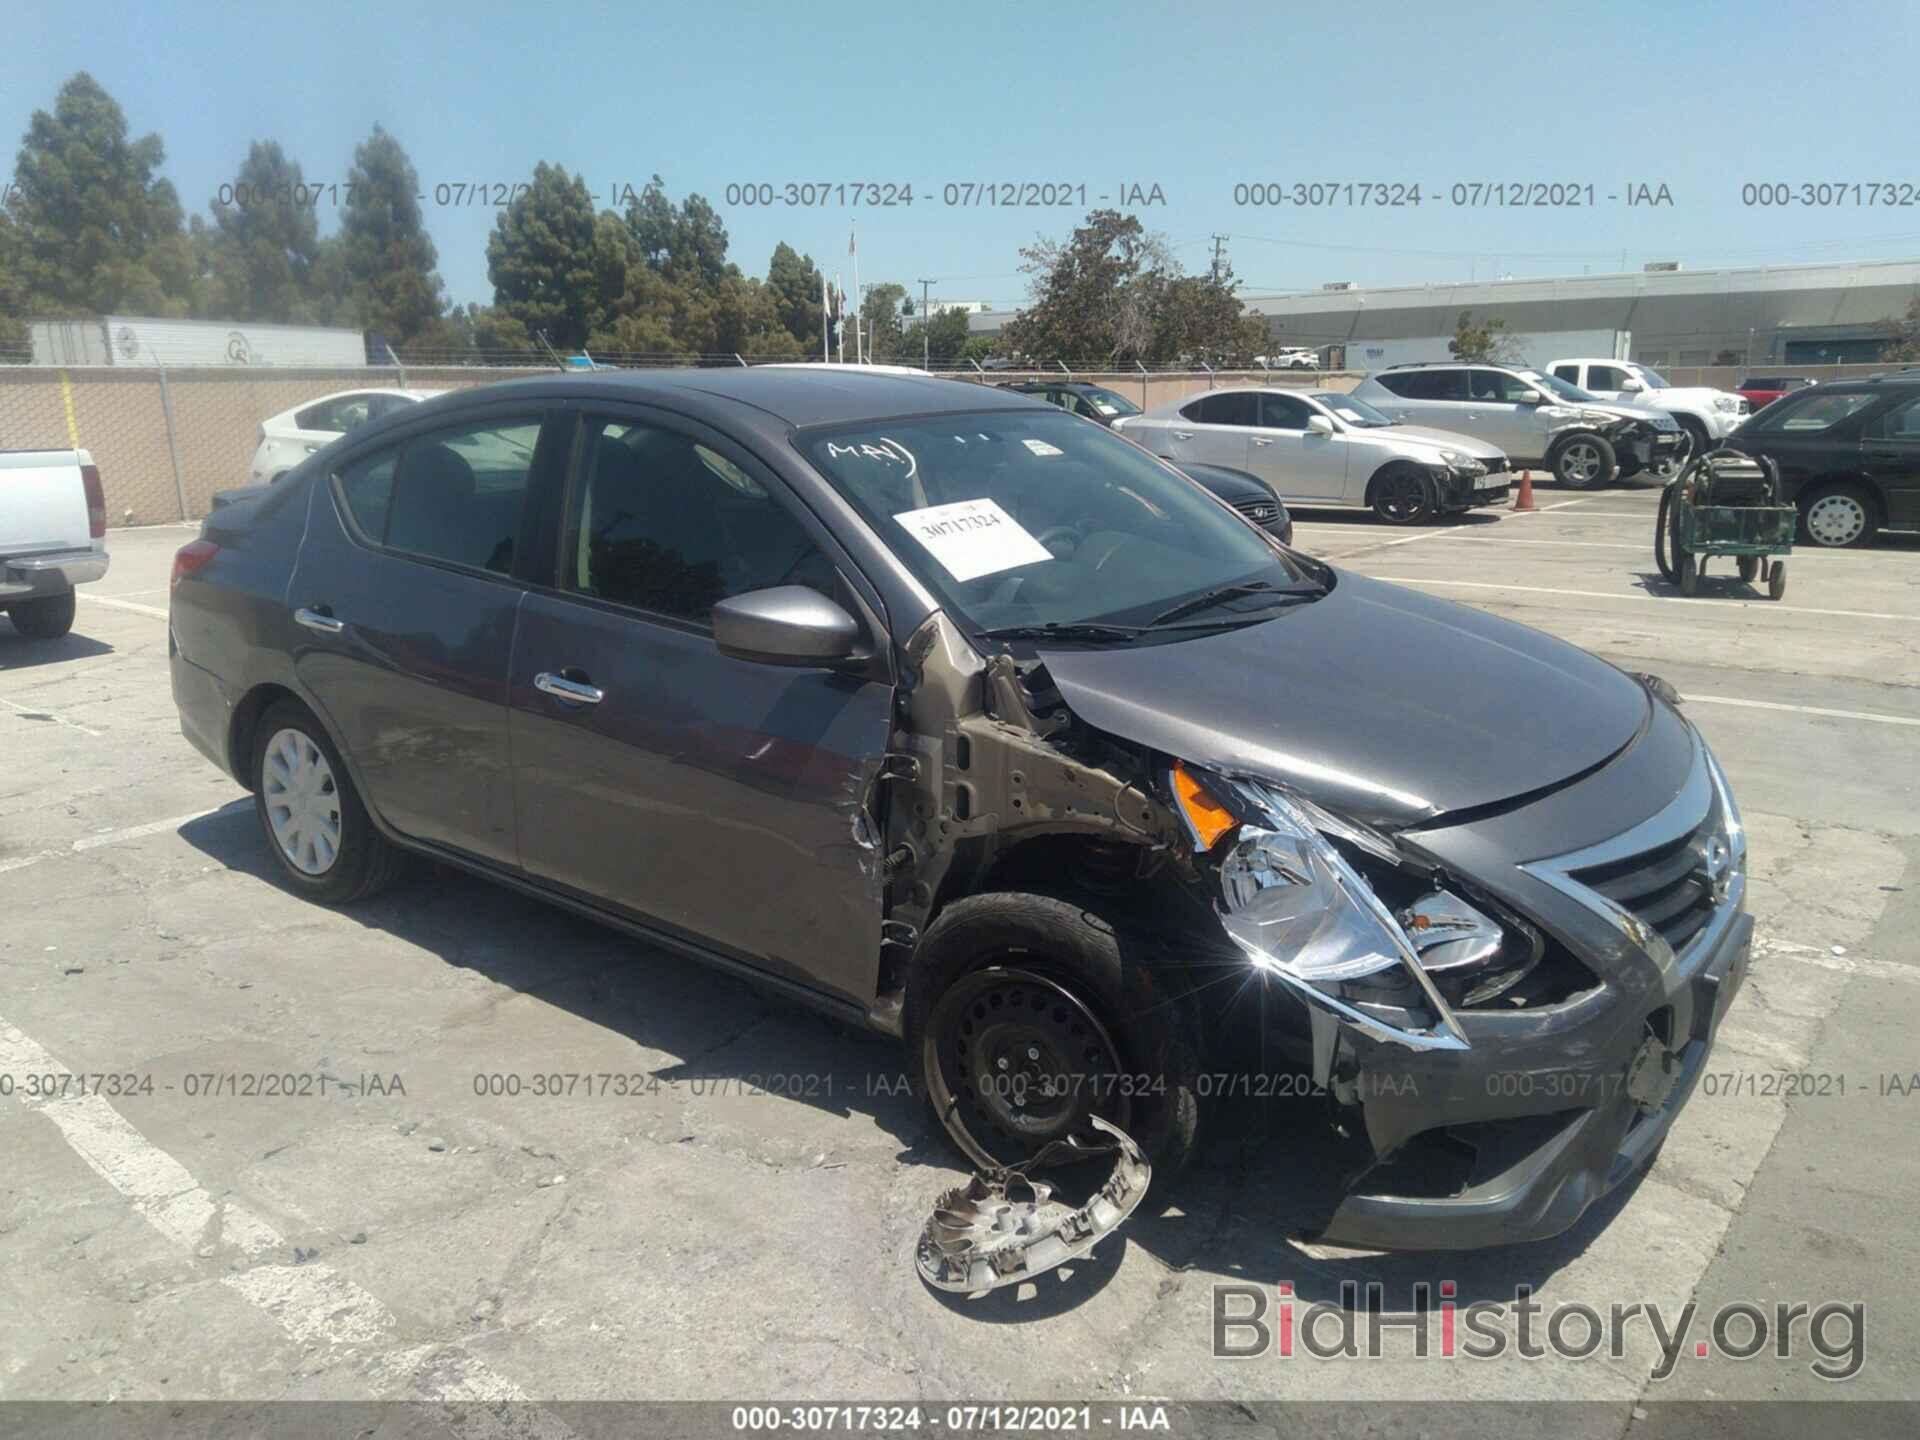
[1252,437,1274,447]
[535,671,605,705]
[1172,430,1194,440]
[294,607,344,635]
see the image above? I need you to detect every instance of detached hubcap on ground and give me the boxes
[264,727,341,875]
[1805,493,1867,546]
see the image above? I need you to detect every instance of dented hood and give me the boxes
[1039,571,1648,827]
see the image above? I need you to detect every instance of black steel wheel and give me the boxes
[1370,468,1432,526]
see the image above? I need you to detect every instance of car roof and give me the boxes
[410,366,1047,431]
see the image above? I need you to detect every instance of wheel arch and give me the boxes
[1363,458,1434,508]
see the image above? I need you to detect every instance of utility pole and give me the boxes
[1209,233,1228,282]
[917,278,934,370]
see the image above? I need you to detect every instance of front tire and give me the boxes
[251,700,401,903]
[8,591,77,639]
[1369,467,1434,526]
[906,892,1199,1177]
[1799,482,1877,548]
[1552,433,1617,489]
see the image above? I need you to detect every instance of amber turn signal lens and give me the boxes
[1173,763,1237,850]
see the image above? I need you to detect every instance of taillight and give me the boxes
[81,463,107,539]
[171,540,220,588]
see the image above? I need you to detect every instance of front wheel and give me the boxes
[1370,468,1433,526]
[251,700,402,903]
[1799,482,1877,548]
[7,591,77,639]
[907,892,1198,1177]
[1552,433,1618,490]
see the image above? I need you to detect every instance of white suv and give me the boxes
[1545,358,1748,455]
[1351,364,1688,489]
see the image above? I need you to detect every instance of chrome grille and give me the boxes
[1567,803,1721,953]
[1233,498,1281,524]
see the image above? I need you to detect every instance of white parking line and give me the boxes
[0,1014,577,1430]
[0,694,103,737]
[1370,575,1920,623]
[1683,693,1920,728]
[79,592,169,619]
[0,802,244,874]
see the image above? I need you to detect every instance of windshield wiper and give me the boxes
[1145,580,1322,629]
[977,621,1143,644]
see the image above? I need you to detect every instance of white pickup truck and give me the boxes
[1,449,109,640]
[1544,358,1750,455]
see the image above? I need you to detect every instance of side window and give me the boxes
[299,395,376,434]
[1391,370,1467,401]
[1258,393,1313,429]
[565,418,835,624]
[1193,392,1259,426]
[1179,398,1209,420]
[365,417,541,573]
[1589,364,1629,391]
[1551,364,1580,384]
[1870,396,1920,439]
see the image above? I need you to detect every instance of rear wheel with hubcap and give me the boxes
[251,700,401,902]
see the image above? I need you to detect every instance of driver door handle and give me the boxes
[1252,437,1275,447]
[294,607,344,635]
[535,671,605,705]
[1171,430,1194,441]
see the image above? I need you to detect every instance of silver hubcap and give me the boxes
[1805,493,1866,546]
[1561,443,1602,483]
[263,727,341,875]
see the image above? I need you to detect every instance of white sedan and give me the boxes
[249,388,444,485]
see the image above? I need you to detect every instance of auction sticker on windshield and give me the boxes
[893,498,1053,582]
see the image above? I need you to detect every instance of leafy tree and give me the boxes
[462,302,533,360]
[486,163,602,349]
[204,140,325,322]
[766,242,826,350]
[1878,293,1920,363]
[0,211,29,353]
[6,71,195,316]
[860,281,907,361]
[624,175,729,289]
[1004,210,1175,365]
[335,126,447,350]
[904,306,973,365]
[1447,310,1522,364]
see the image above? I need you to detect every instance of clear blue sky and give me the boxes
[8,0,1920,310]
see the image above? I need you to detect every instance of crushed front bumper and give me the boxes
[1314,897,1749,1251]
[1,545,108,601]
[1435,467,1513,513]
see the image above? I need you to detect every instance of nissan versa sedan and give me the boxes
[169,368,1751,1249]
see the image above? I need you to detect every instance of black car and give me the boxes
[1725,372,1920,546]
[169,367,1749,1250]
[1171,462,1292,544]
[997,380,1144,427]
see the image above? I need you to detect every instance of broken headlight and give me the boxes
[1177,768,1468,1051]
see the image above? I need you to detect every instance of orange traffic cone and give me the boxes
[1513,469,1536,512]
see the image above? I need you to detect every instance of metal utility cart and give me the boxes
[1655,449,1796,600]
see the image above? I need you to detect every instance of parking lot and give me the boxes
[3,483,1917,1427]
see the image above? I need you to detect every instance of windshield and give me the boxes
[1079,386,1141,418]
[1527,371,1599,403]
[1312,392,1394,427]
[800,410,1314,641]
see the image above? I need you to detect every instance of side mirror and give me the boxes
[1619,378,1644,393]
[1518,390,1546,404]
[1306,414,1336,436]
[713,586,860,667]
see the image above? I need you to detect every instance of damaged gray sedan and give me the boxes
[170,368,1751,1251]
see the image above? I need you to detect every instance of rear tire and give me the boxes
[250,699,402,903]
[1768,560,1788,600]
[1678,552,1700,596]
[1552,433,1617,490]
[906,892,1199,1178]
[1737,555,1760,583]
[1799,482,1877,548]
[8,591,77,639]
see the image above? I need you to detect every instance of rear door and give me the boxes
[1860,393,1920,531]
[1247,391,1350,503]
[1369,367,1471,434]
[288,406,564,868]
[506,406,894,1005]
[1162,392,1255,471]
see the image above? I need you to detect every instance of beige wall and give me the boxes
[0,364,1374,525]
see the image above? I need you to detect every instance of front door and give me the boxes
[1860,394,1920,532]
[507,409,894,1005]
[1247,391,1350,503]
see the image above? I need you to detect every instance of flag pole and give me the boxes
[851,222,861,364]
[821,274,830,363]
